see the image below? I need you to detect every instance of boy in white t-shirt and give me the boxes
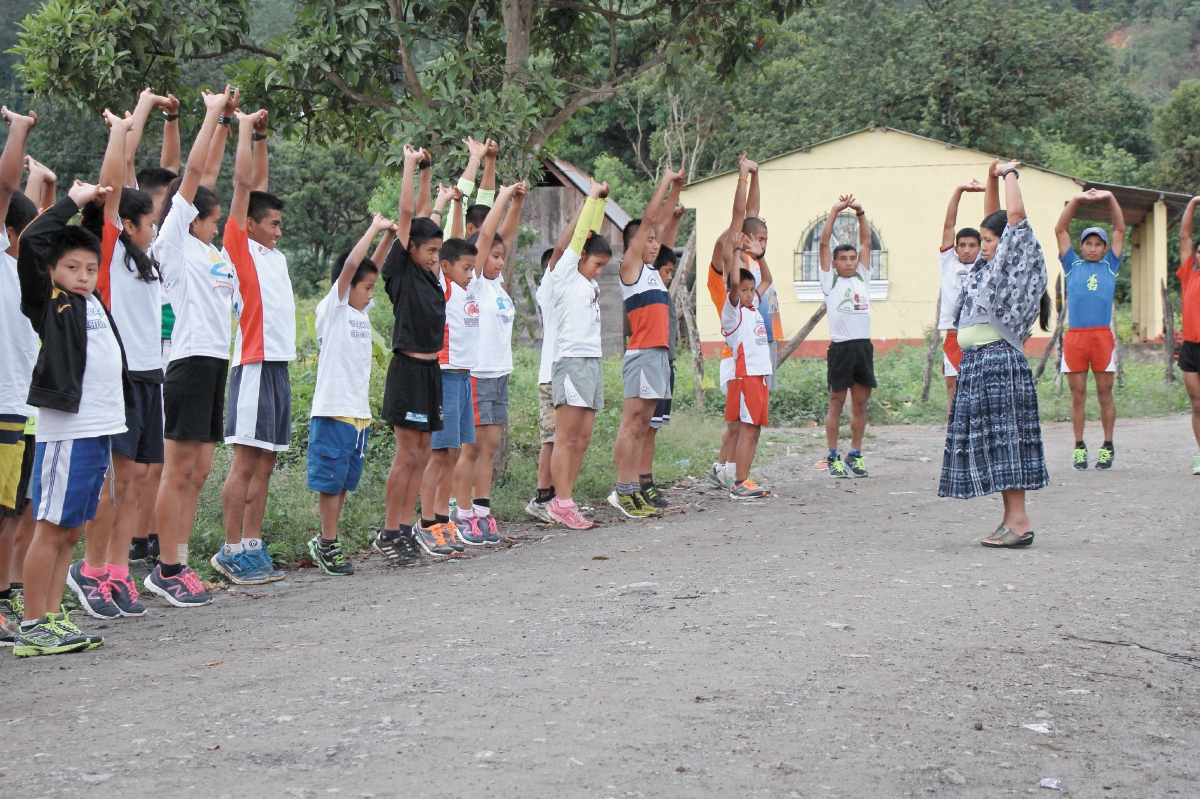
[15,178,132,657]
[305,213,394,576]
[939,180,986,415]
[819,195,876,479]
[213,109,295,586]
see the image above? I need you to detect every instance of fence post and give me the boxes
[1162,279,1176,385]
[920,295,942,402]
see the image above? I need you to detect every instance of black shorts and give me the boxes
[827,339,877,393]
[3,434,35,518]
[164,356,229,443]
[1180,340,1200,373]
[382,352,444,432]
[112,379,165,464]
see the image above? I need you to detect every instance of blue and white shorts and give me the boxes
[33,436,112,528]
[306,417,370,495]
[225,361,292,452]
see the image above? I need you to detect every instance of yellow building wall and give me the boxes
[682,127,1083,353]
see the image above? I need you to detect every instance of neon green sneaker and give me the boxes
[1096,444,1114,470]
[13,618,91,658]
[828,457,850,478]
[1072,445,1088,470]
[607,490,658,518]
[49,610,103,650]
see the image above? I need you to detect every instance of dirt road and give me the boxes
[2,416,1198,798]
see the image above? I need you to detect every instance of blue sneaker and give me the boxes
[242,544,285,582]
[209,548,272,585]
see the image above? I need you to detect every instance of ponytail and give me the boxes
[118,188,159,283]
[582,230,612,257]
[1039,291,1052,332]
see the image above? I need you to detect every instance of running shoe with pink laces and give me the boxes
[547,497,593,530]
[475,514,501,545]
[66,561,120,619]
[109,573,147,617]
[450,509,487,546]
[144,565,214,608]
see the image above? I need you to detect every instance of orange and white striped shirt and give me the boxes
[225,219,296,365]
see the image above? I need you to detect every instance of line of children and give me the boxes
[1054,189,1125,470]
[939,179,986,416]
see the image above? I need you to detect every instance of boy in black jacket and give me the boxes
[14,179,135,658]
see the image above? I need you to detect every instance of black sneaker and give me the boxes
[828,456,850,478]
[640,484,669,509]
[1096,443,1114,470]
[844,453,868,478]
[143,565,214,608]
[1073,444,1088,470]
[0,625,14,647]
[373,530,424,566]
[128,556,158,585]
[66,561,121,619]
[308,536,354,576]
[13,617,90,657]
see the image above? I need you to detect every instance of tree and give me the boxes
[1147,79,1200,193]
[14,0,809,181]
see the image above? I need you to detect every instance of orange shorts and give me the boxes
[1062,326,1116,374]
[724,375,769,426]
[942,329,962,376]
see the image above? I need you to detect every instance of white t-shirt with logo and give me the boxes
[156,193,236,362]
[226,219,297,365]
[100,218,162,375]
[37,295,127,442]
[549,249,602,359]
[472,274,516,379]
[820,264,872,342]
[439,274,480,371]
[720,296,772,377]
[536,270,558,384]
[938,248,971,331]
[0,229,38,417]
[310,284,373,420]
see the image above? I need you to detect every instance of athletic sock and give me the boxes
[473,497,490,509]
[1075,441,1085,449]
[80,561,106,580]
[129,537,150,560]
[106,563,129,581]
[639,473,653,488]
[616,481,640,496]
[457,506,475,519]
[420,518,437,529]
[714,461,724,471]
[828,449,838,460]
[0,588,10,600]
[223,542,244,555]
[849,449,862,458]
[434,514,450,525]
[319,537,337,548]
[160,562,185,578]
[1102,440,1113,449]
[10,582,21,591]
[536,487,554,503]
[380,527,400,540]
[397,524,413,536]
[472,501,490,517]
[242,537,263,552]
[725,463,736,477]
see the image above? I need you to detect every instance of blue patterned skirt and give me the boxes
[939,341,1049,499]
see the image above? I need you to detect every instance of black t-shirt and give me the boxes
[382,240,445,354]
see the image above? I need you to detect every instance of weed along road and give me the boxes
[2,415,1197,798]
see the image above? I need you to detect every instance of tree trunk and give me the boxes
[682,282,706,409]
[492,425,510,484]
[920,295,942,402]
[501,0,537,84]
[774,306,828,367]
[1163,279,1176,385]
[1111,314,1124,389]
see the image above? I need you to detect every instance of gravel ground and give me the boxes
[2,415,1198,798]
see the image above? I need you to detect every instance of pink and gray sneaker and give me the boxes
[450,509,487,546]
[475,513,501,545]
[66,561,120,619]
[144,565,213,608]
[109,573,148,617]
[547,498,593,530]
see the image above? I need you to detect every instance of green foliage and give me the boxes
[1146,79,1200,191]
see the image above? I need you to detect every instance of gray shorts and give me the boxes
[552,357,605,411]
[621,347,672,400]
[473,375,509,426]
[766,339,778,391]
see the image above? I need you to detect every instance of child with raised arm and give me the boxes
[452,181,527,545]
[306,213,395,575]
[820,195,876,479]
[546,179,613,530]
[151,86,237,608]
[939,180,986,415]
[375,144,445,566]
[1054,189,1126,471]
[211,109,295,586]
[68,97,169,621]
[1175,196,1200,475]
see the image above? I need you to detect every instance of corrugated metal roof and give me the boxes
[546,157,633,230]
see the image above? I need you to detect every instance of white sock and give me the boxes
[457,507,475,519]
[714,461,724,471]
[242,538,263,551]
[473,504,491,517]
[224,542,244,554]
[725,462,736,478]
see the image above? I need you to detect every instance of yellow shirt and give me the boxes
[957,323,1002,349]
[331,416,371,432]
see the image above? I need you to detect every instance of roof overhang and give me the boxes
[537,158,633,230]
[1075,181,1193,227]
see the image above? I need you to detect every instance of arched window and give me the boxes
[793,213,889,301]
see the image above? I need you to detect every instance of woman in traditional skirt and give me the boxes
[940,159,1052,547]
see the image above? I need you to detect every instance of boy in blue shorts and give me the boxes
[16,176,134,657]
[1054,189,1125,470]
[306,213,394,575]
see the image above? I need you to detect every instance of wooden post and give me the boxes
[1111,314,1124,389]
[1035,276,1067,381]
[775,305,828,367]
[682,281,706,408]
[1162,278,1176,385]
[920,295,942,402]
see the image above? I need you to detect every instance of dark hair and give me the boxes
[1039,291,1052,332]
[540,247,554,270]
[159,178,220,230]
[655,247,678,268]
[47,226,101,270]
[465,204,490,230]
[5,192,37,237]
[742,217,767,236]
[832,243,857,259]
[408,217,443,251]
[622,218,642,250]
[738,268,756,284]
[955,227,981,245]
[582,231,612,257]
[439,237,477,265]
[118,189,159,283]
[136,167,178,194]
[330,250,379,288]
[247,191,285,223]
[980,210,1007,238]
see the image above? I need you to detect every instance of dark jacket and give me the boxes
[17,197,135,414]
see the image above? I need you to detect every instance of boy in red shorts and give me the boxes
[1176,195,1200,475]
[939,179,986,415]
[1054,189,1125,470]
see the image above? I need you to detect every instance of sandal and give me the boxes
[980,524,1034,548]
